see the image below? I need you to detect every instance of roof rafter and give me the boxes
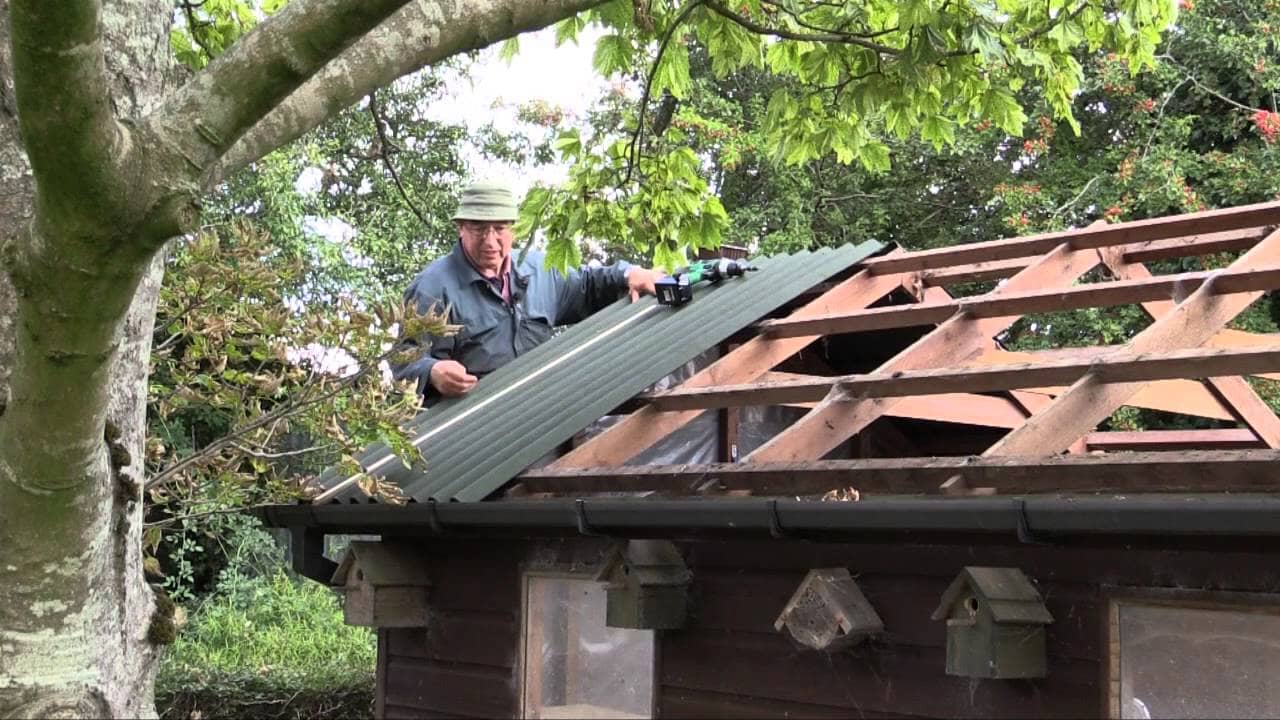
[760,265,1280,338]
[860,201,1280,274]
[946,227,1280,492]
[745,241,1105,462]
[918,226,1272,287]
[1085,429,1263,451]
[1099,247,1280,448]
[548,260,906,469]
[643,344,1280,410]
[517,450,1280,496]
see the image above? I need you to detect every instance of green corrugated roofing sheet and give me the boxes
[314,241,884,503]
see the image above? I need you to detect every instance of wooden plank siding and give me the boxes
[380,540,523,718]
[377,536,1280,718]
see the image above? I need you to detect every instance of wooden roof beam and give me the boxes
[1099,247,1280,449]
[860,201,1280,275]
[517,450,1280,496]
[917,227,1272,287]
[957,227,1280,486]
[547,263,906,469]
[761,265,1280,338]
[1084,429,1263,451]
[745,240,1105,462]
[644,344,1280,411]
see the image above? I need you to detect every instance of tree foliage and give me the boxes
[513,0,1176,271]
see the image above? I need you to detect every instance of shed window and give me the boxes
[521,575,655,719]
[1112,600,1280,719]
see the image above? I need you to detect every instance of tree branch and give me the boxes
[144,500,286,531]
[623,0,704,185]
[1158,54,1257,113]
[758,0,899,41]
[367,89,431,227]
[9,0,125,212]
[144,366,370,490]
[212,0,606,185]
[179,0,218,62]
[1141,76,1190,160]
[1014,2,1088,45]
[1051,173,1103,219]
[149,0,417,178]
[702,0,900,55]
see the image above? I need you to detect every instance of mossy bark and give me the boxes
[0,2,173,715]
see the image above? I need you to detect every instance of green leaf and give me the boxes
[652,42,692,99]
[554,15,586,46]
[859,141,891,173]
[981,89,1027,136]
[498,37,520,64]
[920,115,956,150]
[966,24,1005,61]
[552,130,583,158]
[653,242,686,274]
[592,34,633,76]
[593,0,633,28]
[545,237,583,274]
[885,106,913,139]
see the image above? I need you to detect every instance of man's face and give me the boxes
[457,220,514,276]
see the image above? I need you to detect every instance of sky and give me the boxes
[424,25,613,197]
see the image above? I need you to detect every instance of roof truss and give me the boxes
[521,201,1280,498]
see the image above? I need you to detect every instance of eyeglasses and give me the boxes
[461,221,513,235]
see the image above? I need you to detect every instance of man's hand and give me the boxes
[429,360,477,397]
[625,267,663,302]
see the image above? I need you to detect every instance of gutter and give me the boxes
[256,494,1280,538]
[257,495,1280,583]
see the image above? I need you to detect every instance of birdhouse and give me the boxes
[599,540,691,630]
[330,541,431,628]
[774,568,883,652]
[930,567,1053,679]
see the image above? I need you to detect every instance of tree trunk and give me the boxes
[0,0,595,715]
[0,1,175,715]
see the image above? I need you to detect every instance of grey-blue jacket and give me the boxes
[393,243,632,403]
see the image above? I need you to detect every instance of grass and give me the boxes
[157,569,376,719]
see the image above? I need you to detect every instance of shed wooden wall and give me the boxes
[379,541,522,719]
[378,535,1280,719]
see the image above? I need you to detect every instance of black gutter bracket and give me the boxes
[427,497,447,536]
[576,498,604,537]
[1015,499,1050,545]
[768,499,789,539]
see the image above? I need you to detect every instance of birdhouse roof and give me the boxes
[330,541,431,587]
[602,539,691,587]
[930,566,1053,624]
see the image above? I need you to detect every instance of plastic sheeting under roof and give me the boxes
[312,241,885,503]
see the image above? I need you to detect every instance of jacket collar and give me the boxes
[448,241,489,285]
[449,242,526,301]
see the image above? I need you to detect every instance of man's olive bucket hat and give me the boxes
[452,181,519,222]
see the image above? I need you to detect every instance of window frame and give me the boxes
[518,569,660,719]
[1103,586,1280,719]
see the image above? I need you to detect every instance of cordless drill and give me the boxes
[655,258,758,307]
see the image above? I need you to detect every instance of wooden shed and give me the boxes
[261,200,1280,719]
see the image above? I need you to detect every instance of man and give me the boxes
[394,180,661,403]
